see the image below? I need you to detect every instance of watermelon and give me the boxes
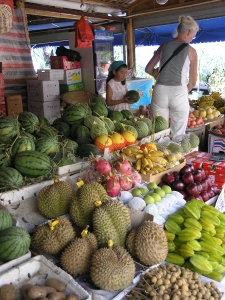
[92,104,108,118]
[54,121,70,138]
[18,112,40,133]
[53,118,63,126]
[0,116,19,143]
[38,116,51,127]
[77,144,100,158]
[74,125,90,139]
[53,151,76,167]
[0,226,31,261]
[83,115,105,129]
[0,167,24,190]
[75,137,93,146]
[125,90,140,103]
[121,110,133,119]
[11,136,35,157]
[62,105,88,125]
[35,137,59,156]
[108,110,124,122]
[35,126,58,139]
[14,150,52,177]
[61,139,78,155]
[0,210,13,232]
[0,153,11,168]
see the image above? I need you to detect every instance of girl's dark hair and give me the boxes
[106,64,127,85]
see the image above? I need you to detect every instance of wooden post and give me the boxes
[126,16,134,69]
[15,0,30,44]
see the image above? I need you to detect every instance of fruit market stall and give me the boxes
[2,91,225,300]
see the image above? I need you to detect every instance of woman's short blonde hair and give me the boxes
[173,15,199,37]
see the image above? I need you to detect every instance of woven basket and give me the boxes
[0,4,13,34]
[61,90,98,105]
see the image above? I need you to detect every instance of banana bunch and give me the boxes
[218,106,225,114]
[197,95,215,109]
[122,145,182,175]
[211,92,225,109]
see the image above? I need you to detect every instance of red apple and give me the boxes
[207,188,215,199]
[192,169,203,183]
[211,184,221,195]
[195,194,203,201]
[205,176,212,188]
[186,182,200,196]
[185,195,195,202]
[172,180,186,191]
[172,171,180,180]
[158,182,165,187]
[196,116,203,125]
[214,129,222,134]
[201,178,208,191]
[179,191,187,198]
[180,165,193,176]
[215,125,223,129]
[182,172,194,185]
[200,190,210,202]
[162,172,175,185]
[195,181,203,193]
[195,168,206,180]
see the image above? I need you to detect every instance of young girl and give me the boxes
[106,61,134,111]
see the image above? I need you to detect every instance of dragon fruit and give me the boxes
[104,177,121,197]
[119,176,133,191]
[114,157,132,175]
[94,158,112,176]
[130,171,142,187]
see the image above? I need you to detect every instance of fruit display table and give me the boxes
[205,115,225,151]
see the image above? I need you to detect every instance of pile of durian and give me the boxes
[32,180,169,292]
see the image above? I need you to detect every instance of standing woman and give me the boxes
[106,60,134,111]
[145,15,199,138]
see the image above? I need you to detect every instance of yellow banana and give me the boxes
[149,151,164,157]
[146,158,153,168]
[150,157,167,165]
[136,153,144,159]
[142,147,149,155]
[141,157,149,168]
[140,167,147,175]
[135,158,142,171]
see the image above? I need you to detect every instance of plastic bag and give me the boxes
[75,15,94,48]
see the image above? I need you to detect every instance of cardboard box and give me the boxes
[27,80,60,102]
[0,89,4,104]
[60,69,82,84]
[184,151,212,168]
[0,104,6,116]
[203,160,225,183]
[5,94,23,116]
[208,133,225,154]
[50,56,81,70]
[0,73,4,89]
[141,158,186,184]
[28,100,61,124]
[37,69,64,81]
[60,82,85,94]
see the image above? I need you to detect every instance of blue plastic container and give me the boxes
[127,78,152,109]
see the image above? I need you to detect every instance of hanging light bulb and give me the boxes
[156,0,168,4]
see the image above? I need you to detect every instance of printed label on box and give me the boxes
[60,82,84,94]
[203,160,225,183]
[28,100,61,123]
[60,69,82,84]
[50,56,81,70]
[27,80,60,102]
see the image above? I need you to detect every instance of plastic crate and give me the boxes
[0,251,31,275]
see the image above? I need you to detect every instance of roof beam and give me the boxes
[25,3,126,22]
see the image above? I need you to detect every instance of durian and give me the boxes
[69,182,108,229]
[126,220,168,265]
[37,179,73,218]
[32,218,75,255]
[60,227,98,276]
[125,229,136,257]
[92,200,131,247]
[90,245,135,291]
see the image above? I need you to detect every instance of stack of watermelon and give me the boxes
[0,210,31,262]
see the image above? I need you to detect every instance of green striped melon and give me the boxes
[74,125,90,139]
[90,123,108,140]
[108,110,124,122]
[121,110,133,119]
[61,139,78,155]
[35,126,58,139]
[21,132,36,142]
[121,125,138,139]
[11,136,35,157]
[83,115,105,129]
[54,121,70,138]
[62,105,88,125]
[53,151,76,167]
[14,150,52,177]
[0,167,24,190]
[77,144,100,158]
[139,117,152,135]
[75,137,93,146]
[0,226,31,261]
[133,121,149,139]
[53,118,63,126]
[121,119,133,126]
[38,116,51,127]
[0,116,19,143]
[113,120,124,132]
[99,117,115,134]
[0,210,13,232]
[0,153,11,168]
[92,104,108,118]
[35,137,59,156]
[91,97,106,107]
[18,112,40,133]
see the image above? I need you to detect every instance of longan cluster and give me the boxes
[127,263,223,300]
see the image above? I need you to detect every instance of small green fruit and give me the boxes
[144,195,155,204]
[147,182,158,191]
[151,193,161,203]
[154,188,165,198]
[139,187,149,195]
[161,185,172,194]
[132,189,142,197]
